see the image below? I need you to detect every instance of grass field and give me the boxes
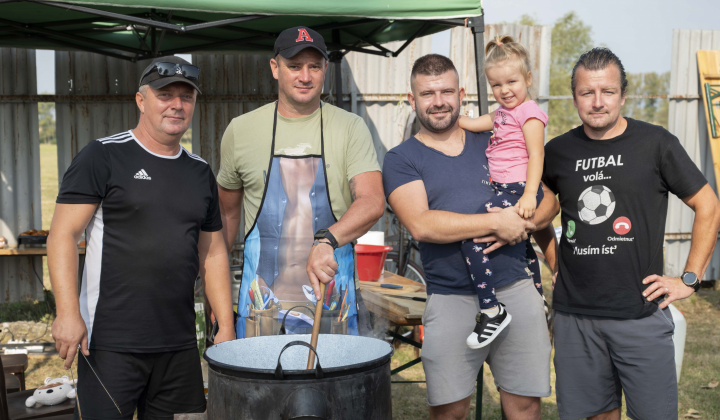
[388,282,720,420]
[11,144,720,419]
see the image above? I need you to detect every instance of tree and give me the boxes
[38,102,56,144]
[624,72,669,128]
[515,14,540,26]
[548,12,594,139]
[509,13,669,136]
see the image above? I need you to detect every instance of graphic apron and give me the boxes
[236,104,357,338]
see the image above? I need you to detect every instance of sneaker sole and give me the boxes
[466,313,512,349]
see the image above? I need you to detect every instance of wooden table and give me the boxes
[0,246,85,256]
[360,272,427,378]
[0,246,86,299]
[359,271,426,326]
[1,354,28,391]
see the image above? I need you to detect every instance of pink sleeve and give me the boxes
[516,101,548,128]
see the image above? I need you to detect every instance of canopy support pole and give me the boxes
[467,19,489,420]
[330,52,344,110]
[330,30,345,110]
[467,15,488,114]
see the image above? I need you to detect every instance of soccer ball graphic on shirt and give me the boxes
[577,185,616,225]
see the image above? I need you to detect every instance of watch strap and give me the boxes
[681,271,700,292]
[314,229,338,249]
[313,239,334,248]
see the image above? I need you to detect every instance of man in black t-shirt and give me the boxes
[47,56,235,419]
[543,48,720,420]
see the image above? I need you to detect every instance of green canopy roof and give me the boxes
[0,0,483,61]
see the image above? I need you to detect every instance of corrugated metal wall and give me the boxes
[191,53,278,173]
[0,24,550,301]
[666,29,720,280]
[452,24,552,117]
[341,36,433,162]
[0,48,43,302]
[55,52,150,178]
[334,24,551,163]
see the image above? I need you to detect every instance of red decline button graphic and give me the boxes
[613,217,631,235]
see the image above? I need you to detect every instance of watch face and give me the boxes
[682,272,698,286]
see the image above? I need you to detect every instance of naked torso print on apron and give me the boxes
[237,103,357,338]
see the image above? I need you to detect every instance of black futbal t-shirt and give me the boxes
[543,119,707,319]
[57,131,222,352]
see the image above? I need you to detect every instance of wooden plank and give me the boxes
[360,282,423,295]
[361,295,413,325]
[698,50,720,188]
[6,389,75,419]
[0,247,85,256]
[360,272,426,326]
[362,288,410,316]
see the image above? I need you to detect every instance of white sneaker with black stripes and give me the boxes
[466,303,512,349]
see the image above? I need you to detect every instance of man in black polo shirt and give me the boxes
[48,56,235,419]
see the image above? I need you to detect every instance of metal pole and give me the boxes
[329,51,345,110]
[476,365,483,419]
[466,15,489,420]
[467,15,488,114]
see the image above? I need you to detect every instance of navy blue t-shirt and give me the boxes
[382,130,529,295]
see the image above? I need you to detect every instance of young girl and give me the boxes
[459,35,547,349]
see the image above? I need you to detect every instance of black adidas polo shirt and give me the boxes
[57,131,222,352]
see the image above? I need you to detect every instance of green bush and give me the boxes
[0,290,56,323]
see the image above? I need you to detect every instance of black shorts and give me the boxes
[74,347,206,420]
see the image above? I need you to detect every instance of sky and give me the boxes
[478,0,719,74]
[37,0,719,93]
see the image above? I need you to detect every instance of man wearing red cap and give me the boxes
[217,27,384,338]
[48,55,235,419]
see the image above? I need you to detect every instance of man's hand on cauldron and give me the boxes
[307,241,338,300]
[52,312,89,369]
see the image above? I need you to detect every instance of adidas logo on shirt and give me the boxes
[134,169,152,180]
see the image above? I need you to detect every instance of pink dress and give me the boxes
[486,100,548,183]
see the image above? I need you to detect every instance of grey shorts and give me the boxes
[554,308,677,420]
[421,278,551,406]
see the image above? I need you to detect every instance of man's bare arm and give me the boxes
[307,171,384,298]
[218,185,244,250]
[386,179,533,244]
[531,185,560,231]
[533,224,558,275]
[681,184,720,277]
[643,183,720,307]
[530,187,561,287]
[47,203,97,369]
[198,230,235,344]
[475,184,560,254]
[327,171,385,246]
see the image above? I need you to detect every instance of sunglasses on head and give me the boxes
[142,62,200,81]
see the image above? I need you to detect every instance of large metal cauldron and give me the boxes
[204,334,393,419]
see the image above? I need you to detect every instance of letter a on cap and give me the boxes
[296,28,314,42]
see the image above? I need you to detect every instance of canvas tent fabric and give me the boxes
[0,0,483,61]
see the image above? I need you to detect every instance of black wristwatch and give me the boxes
[681,271,700,292]
[314,229,338,249]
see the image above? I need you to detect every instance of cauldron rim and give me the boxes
[204,334,394,380]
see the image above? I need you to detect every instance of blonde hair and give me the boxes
[484,35,531,81]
